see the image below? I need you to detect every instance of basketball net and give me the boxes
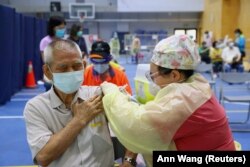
[79,14,85,23]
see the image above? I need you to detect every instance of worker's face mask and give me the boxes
[149,84,161,96]
[49,67,84,94]
[55,28,65,38]
[94,64,109,74]
[77,31,83,37]
[149,79,186,96]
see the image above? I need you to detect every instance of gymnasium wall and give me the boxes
[238,0,250,49]
[201,0,250,49]
[199,0,222,40]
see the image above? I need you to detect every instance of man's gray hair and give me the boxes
[44,39,82,65]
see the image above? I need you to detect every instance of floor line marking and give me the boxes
[0,116,24,119]
[15,92,41,95]
[11,98,30,101]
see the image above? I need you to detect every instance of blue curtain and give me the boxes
[13,13,25,92]
[23,16,36,85]
[0,5,15,104]
[0,5,47,105]
[34,19,46,82]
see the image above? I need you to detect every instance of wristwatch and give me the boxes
[124,156,137,167]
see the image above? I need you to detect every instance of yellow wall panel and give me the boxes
[201,0,248,48]
[238,0,250,49]
[200,0,222,41]
[221,0,240,39]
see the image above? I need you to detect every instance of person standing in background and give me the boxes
[68,24,88,68]
[131,36,141,64]
[203,31,213,47]
[234,28,246,62]
[39,16,66,91]
[109,32,121,63]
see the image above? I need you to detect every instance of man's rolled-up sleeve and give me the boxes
[23,102,52,163]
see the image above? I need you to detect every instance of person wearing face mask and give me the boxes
[24,39,114,167]
[39,16,66,91]
[83,41,132,94]
[40,16,66,62]
[209,41,223,74]
[234,28,246,61]
[83,41,138,166]
[100,35,236,167]
[222,41,244,72]
[109,32,121,63]
[68,24,88,68]
[198,41,211,64]
[203,31,213,47]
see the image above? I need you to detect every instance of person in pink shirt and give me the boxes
[40,16,66,91]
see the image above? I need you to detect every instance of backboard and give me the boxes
[69,3,95,19]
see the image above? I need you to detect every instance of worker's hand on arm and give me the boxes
[72,95,104,126]
[101,81,119,95]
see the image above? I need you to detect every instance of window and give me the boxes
[174,28,197,41]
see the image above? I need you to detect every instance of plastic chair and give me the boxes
[219,72,250,126]
[195,63,216,93]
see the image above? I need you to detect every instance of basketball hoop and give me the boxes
[79,14,85,23]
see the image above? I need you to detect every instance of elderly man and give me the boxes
[24,39,114,167]
[222,42,244,72]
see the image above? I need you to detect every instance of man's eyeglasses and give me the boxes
[145,71,159,82]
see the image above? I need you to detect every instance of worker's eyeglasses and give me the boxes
[145,71,159,82]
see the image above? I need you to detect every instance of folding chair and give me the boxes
[219,72,250,127]
[195,63,216,93]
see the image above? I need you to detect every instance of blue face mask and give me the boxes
[51,69,84,94]
[235,33,240,37]
[77,31,83,37]
[94,64,109,74]
[55,29,65,38]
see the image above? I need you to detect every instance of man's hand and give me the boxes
[72,95,104,126]
[236,55,241,62]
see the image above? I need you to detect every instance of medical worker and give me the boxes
[101,35,236,167]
